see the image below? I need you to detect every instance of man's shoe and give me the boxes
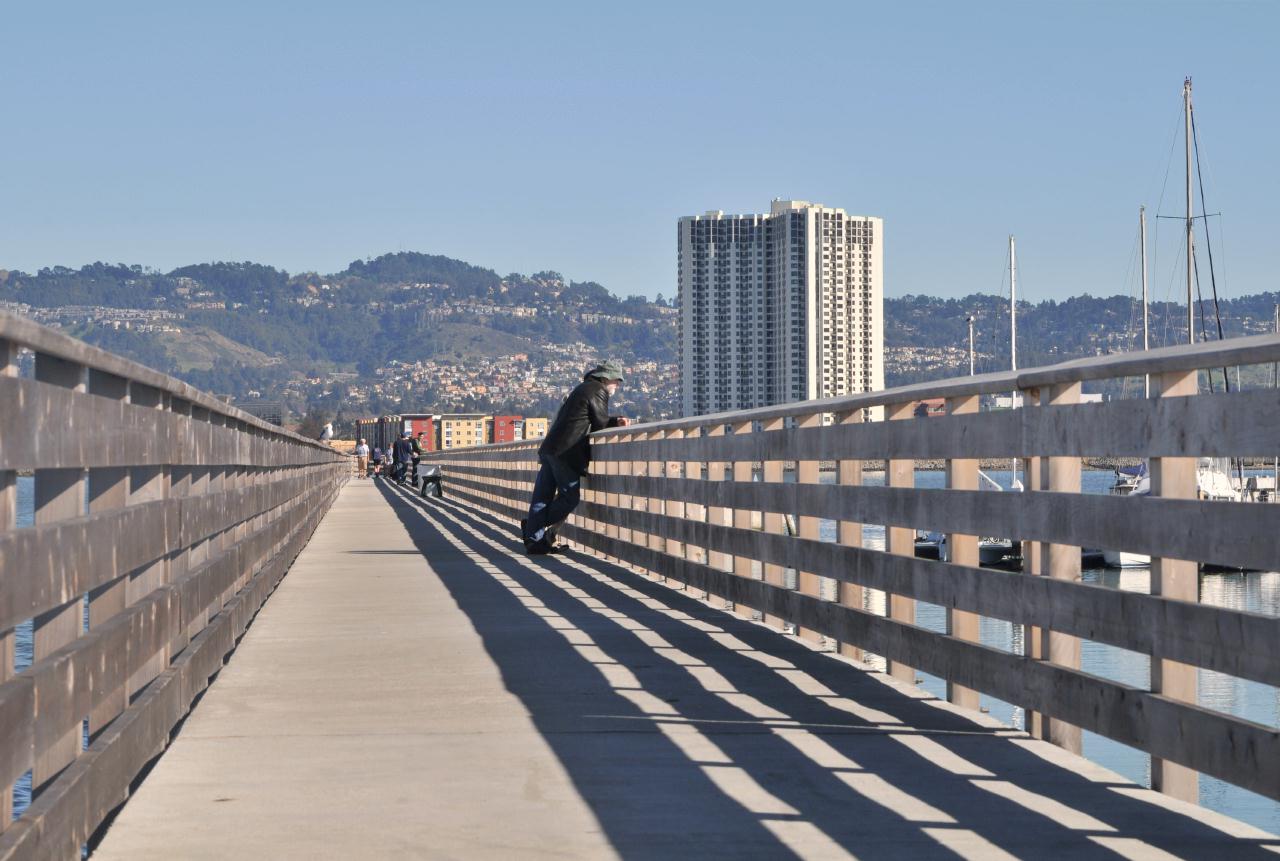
[525,536,554,556]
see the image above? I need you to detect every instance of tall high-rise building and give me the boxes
[678,200,883,417]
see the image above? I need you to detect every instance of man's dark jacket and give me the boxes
[393,438,415,463]
[539,378,622,475]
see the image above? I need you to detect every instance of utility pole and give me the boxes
[967,316,976,376]
[1185,77,1195,345]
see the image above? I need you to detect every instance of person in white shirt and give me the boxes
[355,439,370,478]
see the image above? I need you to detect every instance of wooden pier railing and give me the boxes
[0,312,347,858]
[423,334,1280,808]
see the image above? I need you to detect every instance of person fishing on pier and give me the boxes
[521,361,630,554]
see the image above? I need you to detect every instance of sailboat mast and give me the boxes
[1141,206,1150,397]
[1184,77,1195,345]
[1009,236,1018,488]
[1009,235,1018,371]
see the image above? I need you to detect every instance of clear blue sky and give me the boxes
[3,1,1276,303]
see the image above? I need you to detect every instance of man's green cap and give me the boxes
[585,360,624,382]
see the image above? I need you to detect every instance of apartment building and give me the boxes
[678,200,883,417]
[401,414,436,450]
[489,415,521,443]
[437,414,488,450]
[521,417,549,441]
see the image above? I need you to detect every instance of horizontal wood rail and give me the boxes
[423,333,1280,809]
[0,312,348,859]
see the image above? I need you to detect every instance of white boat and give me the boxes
[1102,458,1240,567]
[914,470,1017,566]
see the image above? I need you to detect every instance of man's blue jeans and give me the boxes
[525,455,582,538]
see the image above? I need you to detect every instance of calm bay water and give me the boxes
[9,472,1279,831]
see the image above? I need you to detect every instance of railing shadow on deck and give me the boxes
[377,479,1278,860]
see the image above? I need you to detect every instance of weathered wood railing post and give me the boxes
[885,401,915,685]
[731,420,754,620]
[705,423,730,605]
[664,429,686,571]
[32,352,88,792]
[616,431,636,566]
[761,417,787,629]
[796,412,823,645]
[945,393,980,710]
[1150,368,1200,802]
[603,436,621,561]
[836,407,864,663]
[1042,381,1083,754]
[86,369,130,738]
[683,427,705,569]
[647,431,666,581]
[1021,383,1044,739]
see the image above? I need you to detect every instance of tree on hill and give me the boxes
[297,407,330,440]
[338,252,501,296]
[168,262,289,303]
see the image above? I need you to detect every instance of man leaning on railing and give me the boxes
[521,360,630,554]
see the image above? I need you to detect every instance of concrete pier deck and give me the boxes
[92,480,1279,859]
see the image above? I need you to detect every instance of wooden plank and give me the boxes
[1150,369,1200,803]
[551,472,1280,573]
[1017,331,1280,388]
[0,310,342,447]
[0,476,315,635]
[591,369,1023,440]
[0,377,341,472]
[587,387,1280,464]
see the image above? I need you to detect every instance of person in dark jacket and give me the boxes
[522,361,630,554]
[392,431,415,484]
[411,432,424,481]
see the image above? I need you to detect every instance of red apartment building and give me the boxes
[490,415,521,443]
[400,414,437,451]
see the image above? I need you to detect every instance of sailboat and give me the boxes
[1103,78,1245,568]
[915,242,1019,567]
